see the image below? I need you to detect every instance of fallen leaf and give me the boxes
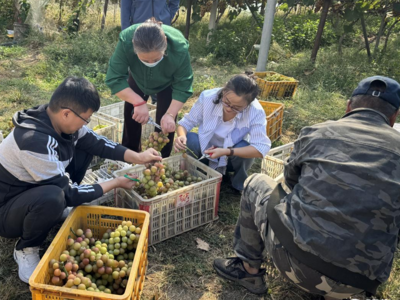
[196,238,210,251]
[304,68,316,76]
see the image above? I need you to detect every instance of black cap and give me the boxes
[352,76,400,109]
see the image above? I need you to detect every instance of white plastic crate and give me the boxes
[81,168,114,206]
[261,143,294,182]
[81,160,130,206]
[87,114,116,142]
[96,102,157,143]
[100,159,131,177]
[86,115,117,168]
[113,155,222,245]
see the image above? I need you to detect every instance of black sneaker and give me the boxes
[213,257,268,294]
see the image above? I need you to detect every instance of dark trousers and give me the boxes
[66,148,94,184]
[0,149,92,250]
[122,74,175,158]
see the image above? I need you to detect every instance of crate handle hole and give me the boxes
[100,214,123,221]
[195,167,207,176]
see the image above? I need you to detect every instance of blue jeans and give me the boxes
[186,132,254,191]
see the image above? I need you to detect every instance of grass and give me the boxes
[1,6,400,300]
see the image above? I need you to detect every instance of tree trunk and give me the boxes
[311,0,331,63]
[208,0,218,30]
[184,0,192,40]
[101,0,109,30]
[381,20,399,57]
[14,0,20,22]
[59,0,63,24]
[360,14,371,61]
[373,13,387,57]
[207,0,219,43]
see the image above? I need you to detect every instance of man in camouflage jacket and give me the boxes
[214,76,400,299]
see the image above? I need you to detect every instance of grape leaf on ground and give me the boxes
[196,238,210,251]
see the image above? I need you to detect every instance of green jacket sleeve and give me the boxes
[105,37,130,95]
[171,51,193,103]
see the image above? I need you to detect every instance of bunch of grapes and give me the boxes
[141,132,170,152]
[48,221,142,295]
[128,162,203,199]
[106,163,120,175]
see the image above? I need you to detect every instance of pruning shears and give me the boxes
[198,146,216,160]
[147,116,162,131]
[124,174,140,182]
[131,107,162,131]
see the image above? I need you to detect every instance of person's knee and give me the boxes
[186,132,200,151]
[230,155,254,169]
[186,132,199,144]
[40,186,66,213]
[243,173,276,198]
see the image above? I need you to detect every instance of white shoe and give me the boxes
[13,243,40,284]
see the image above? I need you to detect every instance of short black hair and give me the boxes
[49,77,100,114]
[349,80,398,118]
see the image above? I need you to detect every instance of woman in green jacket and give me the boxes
[106,18,193,157]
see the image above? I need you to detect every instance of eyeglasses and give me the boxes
[61,106,91,124]
[221,97,247,114]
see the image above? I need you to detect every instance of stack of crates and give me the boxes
[87,115,117,168]
[96,102,157,143]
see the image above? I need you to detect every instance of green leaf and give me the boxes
[279,3,289,11]
[394,3,400,13]
[344,8,359,21]
[192,12,202,22]
[303,0,315,6]
[286,0,297,7]
[344,24,354,33]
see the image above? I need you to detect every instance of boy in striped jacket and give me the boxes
[0,76,161,283]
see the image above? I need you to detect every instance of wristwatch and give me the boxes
[227,147,234,157]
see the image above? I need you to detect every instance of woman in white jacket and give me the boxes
[175,74,271,192]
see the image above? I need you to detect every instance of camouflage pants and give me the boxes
[233,174,363,299]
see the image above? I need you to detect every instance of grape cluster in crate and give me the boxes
[127,161,203,199]
[48,220,142,295]
[141,131,170,152]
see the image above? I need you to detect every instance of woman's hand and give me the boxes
[137,148,162,164]
[160,113,176,134]
[204,147,230,159]
[132,102,149,124]
[174,135,187,152]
